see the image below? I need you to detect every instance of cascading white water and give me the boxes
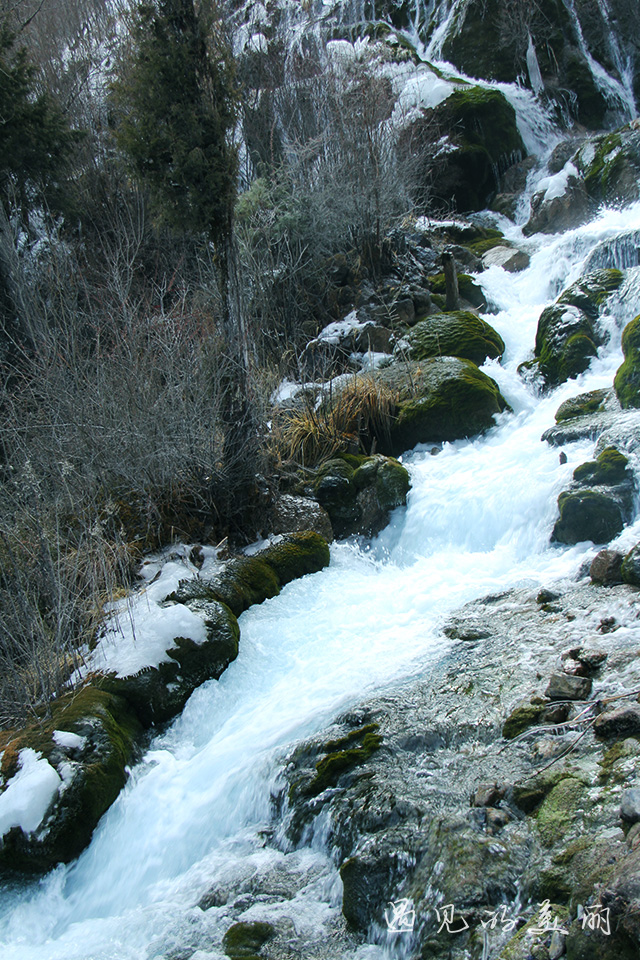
[3,192,640,959]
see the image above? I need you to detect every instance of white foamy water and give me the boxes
[2,202,640,960]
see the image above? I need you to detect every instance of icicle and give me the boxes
[526,33,544,95]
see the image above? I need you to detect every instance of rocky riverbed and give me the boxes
[201,575,640,960]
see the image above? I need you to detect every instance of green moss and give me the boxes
[557,269,624,319]
[535,777,586,846]
[303,723,382,798]
[573,446,630,486]
[583,133,624,201]
[554,388,609,422]
[391,359,507,452]
[465,235,506,256]
[502,702,544,740]
[375,459,410,511]
[552,489,625,544]
[222,921,275,959]
[428,274,486,308]
[0,685,141,871]
[598,738,640,783]
[352,457,380,490]
[168,556,281,617]
[614,315,640,409]
[259,531,330,586]
[402,311,504,366]
[534,270,622,386]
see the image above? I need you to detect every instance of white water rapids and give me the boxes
[5,142,640,960]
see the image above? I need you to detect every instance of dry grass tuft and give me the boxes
[273,375,399,468]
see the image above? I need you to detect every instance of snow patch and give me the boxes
[75,549,224,681]
[536,162,579,203]
[0,749,62,838]
[52,730,86,752]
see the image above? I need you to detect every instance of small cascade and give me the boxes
[561,0,637,121]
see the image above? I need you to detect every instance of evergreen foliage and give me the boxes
[112,0,238,244]
[0,25,78,217]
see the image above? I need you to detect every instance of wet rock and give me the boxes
[594,704,640,739]
[551,446,634,545]
[620,788,640,824]
[575,128,640,208]
[98,599,240,727]
[601,845,640,944]
[486,807,510,833]
[396,311,505,366]
[554,388,611,423]
[374,357,508,455]
[0,686,141,872]
[561,647,607,672]
[312,454,410,539]
[222,921,275,959]
[621,543,640,586]
[614,314,640,409]
[472,782,505,807]
[590,549,624,585]
[481,245,530,272]
[524,170,592,236]
[545,674,592,701]
[524,269,623,388]
[407,86,526,213]
[269,494,334,543]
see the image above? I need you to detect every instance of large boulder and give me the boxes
[523,163,592,236]
[0,686,141,872]
[312,454,410,539]
[97,599,241,727]
[525,269,623,387]
[374,357,508,455]
[396,311,505,366]
[269,494,334,542]
[552,446,634,544]
[574,128,640,208]
[406,86,526,212]
[614,315,640,408]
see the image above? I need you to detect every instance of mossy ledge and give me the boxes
[0,531,331,875]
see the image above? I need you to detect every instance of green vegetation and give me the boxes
[573,446,630,485]
[614,315,640,408]
[302,723,383,798]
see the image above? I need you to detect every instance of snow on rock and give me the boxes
[390,66,454,125]
[75,548,224,681]
[537,161,580,202]
[0,749,61,838]
[52,730,86,752]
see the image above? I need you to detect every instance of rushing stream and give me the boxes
[4,68,640,960]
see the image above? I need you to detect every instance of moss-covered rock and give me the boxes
[552,442,634,545]
[257,531,331,585]
[621,543,640,586]
[405,86,525,212]
[375,358,508,455]
[576,129,640,207]
[552,489,626,544]
[573,446,631,485]
[531,269,623,387]
[398,311,505,366]
[98,600,240,726]
[554,388,610,422]
[300,723,383,799]
[535,777,587,846]
[0,685,141,872]
[222,921,275,959]
[311,454,410,538]
[614,315,640,408]
[427,274,486,309]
